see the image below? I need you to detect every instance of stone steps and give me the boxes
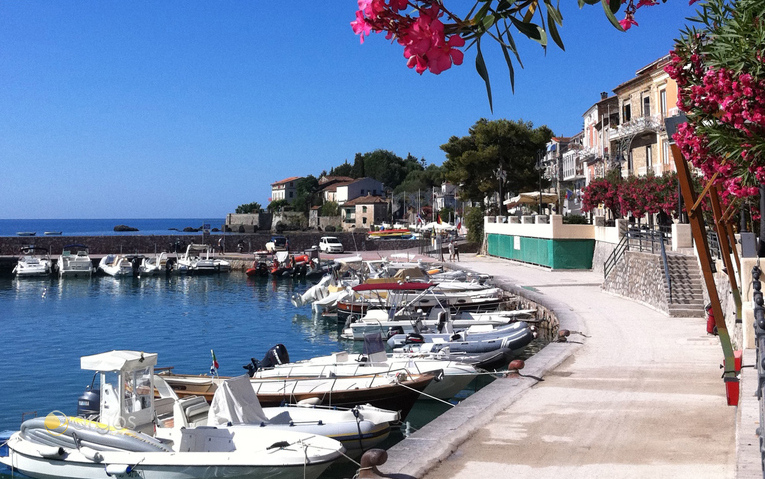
[665,254,705,317]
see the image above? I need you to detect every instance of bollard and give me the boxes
[357,448,388,479]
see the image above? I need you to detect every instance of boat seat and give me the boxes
[177,396,210,426]
[154,397,175,426]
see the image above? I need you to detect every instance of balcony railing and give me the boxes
[609,114,664,141]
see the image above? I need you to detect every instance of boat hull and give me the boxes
[163,373,433,420]
[2,447,333,479]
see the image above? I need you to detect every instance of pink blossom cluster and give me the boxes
[666,43,765,199]
[582,173,679,219]
[619,0,699,31]
[351,0,465,75]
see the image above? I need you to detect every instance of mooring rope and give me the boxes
[394,380,456,407]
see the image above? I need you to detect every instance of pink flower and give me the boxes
[351,10,372,44]
[619,18,638,30]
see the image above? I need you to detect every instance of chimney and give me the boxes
[600,92,608,100]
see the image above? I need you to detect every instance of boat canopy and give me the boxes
[81,350,158,372]
[352,281,434,292]
[208,375,269,426]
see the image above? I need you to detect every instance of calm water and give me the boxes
[0,218,226,237]
[0,272,495,478]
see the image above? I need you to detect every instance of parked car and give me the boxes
[319,236,344,254]
[265,235,288,253]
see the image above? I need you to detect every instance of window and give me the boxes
[362,206,367,213]
[373,189,377,195]
[663,140,669,165]
[643,95,651,117]
[363,217,367,224]
[623,103,632,122]
[289,182,293,187]
[660,89,667,117]
[289,192,293,198]
[360,189,365,195]
[646,146,652,169]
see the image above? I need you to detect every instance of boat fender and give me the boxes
[296,397,322,406]
[105,464,133,476]
[79,446,104,463]
[434,369,444,382]
[37,445,66,459]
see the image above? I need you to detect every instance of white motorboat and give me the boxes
[178,244,229,274]
[388,320,536,355]
[0,350,344,479]
[98,254,134,277]
[13,247,52,277]
[337,282,507,324]
[165,374,399,456]
[160,367,434,420]
[341,307,535,341]
[290,274,356,314]
[137,252,169,276]
[251,338,479,400]
[57,244,93,278]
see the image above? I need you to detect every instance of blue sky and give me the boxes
[0,1,698,219]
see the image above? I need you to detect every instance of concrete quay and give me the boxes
[368,252,758,479]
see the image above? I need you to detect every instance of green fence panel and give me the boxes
[487,234,594,269]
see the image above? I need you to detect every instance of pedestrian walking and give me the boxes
[454,242,460,262]
[448,240,455,262]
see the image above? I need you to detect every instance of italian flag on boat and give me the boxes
[210,349,219,375]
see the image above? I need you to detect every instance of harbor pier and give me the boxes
[372,253,748,479]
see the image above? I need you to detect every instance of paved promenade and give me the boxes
[374,252,745,479]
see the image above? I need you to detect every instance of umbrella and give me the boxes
[503,191,559,208]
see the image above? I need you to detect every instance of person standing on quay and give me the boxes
[448,240,455,262]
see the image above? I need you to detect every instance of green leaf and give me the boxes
[601,0,624,31]
[475,40,493,113]
[547,10,565,50]
[481,14,496,31]
[608,0,621,14]
[509,16,547,46]
[500,44,516,93]
[545,0,563,25]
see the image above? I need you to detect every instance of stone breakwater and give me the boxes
[0,232,423,256]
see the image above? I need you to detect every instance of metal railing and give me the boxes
[604,225,673,296]
[708,231,722,260]
[750,264,765,476]
[604,232,629,280]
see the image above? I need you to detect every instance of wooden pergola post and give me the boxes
[670,143,737,383]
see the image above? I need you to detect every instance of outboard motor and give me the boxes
[243,344,291,375]
[404,333,425,344]
[387,326,405,340]
[260,344,289,368]
[77,385,100,419]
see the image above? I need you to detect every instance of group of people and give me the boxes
[448,240,460,262]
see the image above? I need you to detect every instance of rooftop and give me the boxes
[271,176,302,186]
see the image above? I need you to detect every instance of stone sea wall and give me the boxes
[0,232,425,256]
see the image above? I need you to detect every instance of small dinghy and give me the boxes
[388,320,536,355]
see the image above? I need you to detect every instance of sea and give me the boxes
[0,218,226,237]
[0,269,490,479]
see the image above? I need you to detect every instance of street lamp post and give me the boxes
[495,166,506,215]
[535,150,544,215]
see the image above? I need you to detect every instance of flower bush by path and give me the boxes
[665,0,765,200]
